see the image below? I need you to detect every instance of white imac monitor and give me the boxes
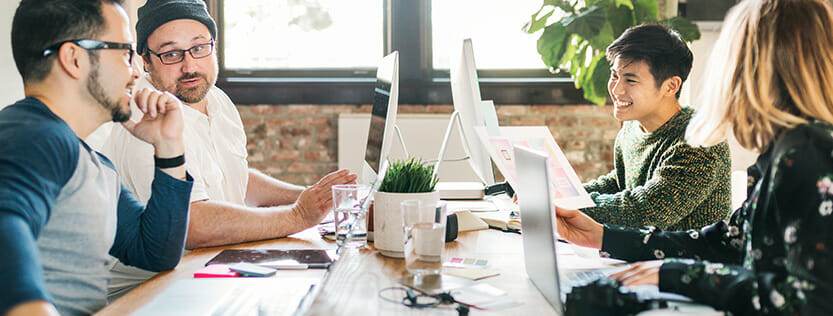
[450,38,496,186]
[361,51,400,189]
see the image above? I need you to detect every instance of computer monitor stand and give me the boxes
[393,124,409,158]
[363,123,409,190]
[432,111,487,200]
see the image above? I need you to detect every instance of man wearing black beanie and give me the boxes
[101,0,357,299]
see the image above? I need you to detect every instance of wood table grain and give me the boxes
[96,227,559,316]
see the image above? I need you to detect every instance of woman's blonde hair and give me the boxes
[686,0,833,152]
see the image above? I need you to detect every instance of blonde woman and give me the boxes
[553,0,833,314]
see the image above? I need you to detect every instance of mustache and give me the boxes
[178,72,207,82]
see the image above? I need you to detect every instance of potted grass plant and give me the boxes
[373,157,440,258]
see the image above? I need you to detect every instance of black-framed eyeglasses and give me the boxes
[146,39,215,65]
[42,39,135,65]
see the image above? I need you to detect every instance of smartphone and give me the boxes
[229,262,277,277]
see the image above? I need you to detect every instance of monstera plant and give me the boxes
[524,0,701,105]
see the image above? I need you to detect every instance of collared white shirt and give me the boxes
[101,74,249,205]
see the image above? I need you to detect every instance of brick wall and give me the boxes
[237,104,620,186]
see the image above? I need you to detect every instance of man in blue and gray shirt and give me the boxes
[0,0,194,315]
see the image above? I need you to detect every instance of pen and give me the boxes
[295,284,317,315]
[258,263,331,270]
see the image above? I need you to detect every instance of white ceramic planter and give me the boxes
[373,191,440,258]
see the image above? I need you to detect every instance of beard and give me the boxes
[87,54,131,123]
[173,72,211,104]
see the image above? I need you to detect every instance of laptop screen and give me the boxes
[514,145,564,314]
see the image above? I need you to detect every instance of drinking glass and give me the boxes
[332,184,371,250]
[401,200,447,275]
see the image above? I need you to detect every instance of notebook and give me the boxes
[205,249,333,269]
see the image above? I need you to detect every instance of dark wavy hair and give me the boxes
[606,24,693,98]
[12,0,125,83]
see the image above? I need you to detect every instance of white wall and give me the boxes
[0,0,24,108]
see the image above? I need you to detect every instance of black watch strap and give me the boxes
[155,154,185,169]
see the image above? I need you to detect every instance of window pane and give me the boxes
[223,0,383,70]
[432,0,559,70]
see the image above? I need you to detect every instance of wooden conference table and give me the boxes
[96,226,561,315]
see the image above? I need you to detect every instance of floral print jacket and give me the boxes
[601,121,833,315]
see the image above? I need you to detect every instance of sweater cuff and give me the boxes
[600,224,643,260]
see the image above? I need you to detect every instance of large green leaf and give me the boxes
[572,44,593,89]
[557,34,581,72]
[660,16,701,42]
[537,23,570,69]
[524,8,554,34]
[605,3,635,36]
[615,0,634,10]
[543,0,577,14]
[632,0,659,23]
[587,22,614,51]
[569,43,587,88]
[587,54,612,105]
[575,52,609,105]
[560,5,607,40]
[584,0,604,6]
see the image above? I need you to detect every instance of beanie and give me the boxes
[136,0,217,55]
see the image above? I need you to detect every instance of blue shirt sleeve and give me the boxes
[0,124,77,314]
[109,166,193,272]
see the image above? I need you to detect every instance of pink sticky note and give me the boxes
[194,264,240,278]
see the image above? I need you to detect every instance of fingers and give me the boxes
[296,170,361,225]
[133,88,151,114]
[314,169,357,188]
[160,91,183,111]
[132,88,182,119]
[146,91,161,118]
[554,206,576,218]
[609,261,662,287]
[296,185,334,225]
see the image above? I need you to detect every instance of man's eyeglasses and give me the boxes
[42,39,136,65]
[146,39,215,65]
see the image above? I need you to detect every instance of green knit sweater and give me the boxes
[582,107,732,231]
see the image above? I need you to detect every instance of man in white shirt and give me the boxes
[101,0,356,298]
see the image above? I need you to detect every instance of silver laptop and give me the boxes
[514,145,695,314]
[514,145,565,314]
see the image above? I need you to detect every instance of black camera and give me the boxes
[565,278,656,316]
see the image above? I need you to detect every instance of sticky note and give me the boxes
[443,268,500,280]
[194,264,239,278]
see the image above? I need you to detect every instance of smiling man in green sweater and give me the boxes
[581,24,732,231]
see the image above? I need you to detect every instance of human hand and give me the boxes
[554,206,604,249]
[610,260,663,287]
[294,169,358,227]
[121,88,184,158]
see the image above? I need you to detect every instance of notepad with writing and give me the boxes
[205,249,334,269]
